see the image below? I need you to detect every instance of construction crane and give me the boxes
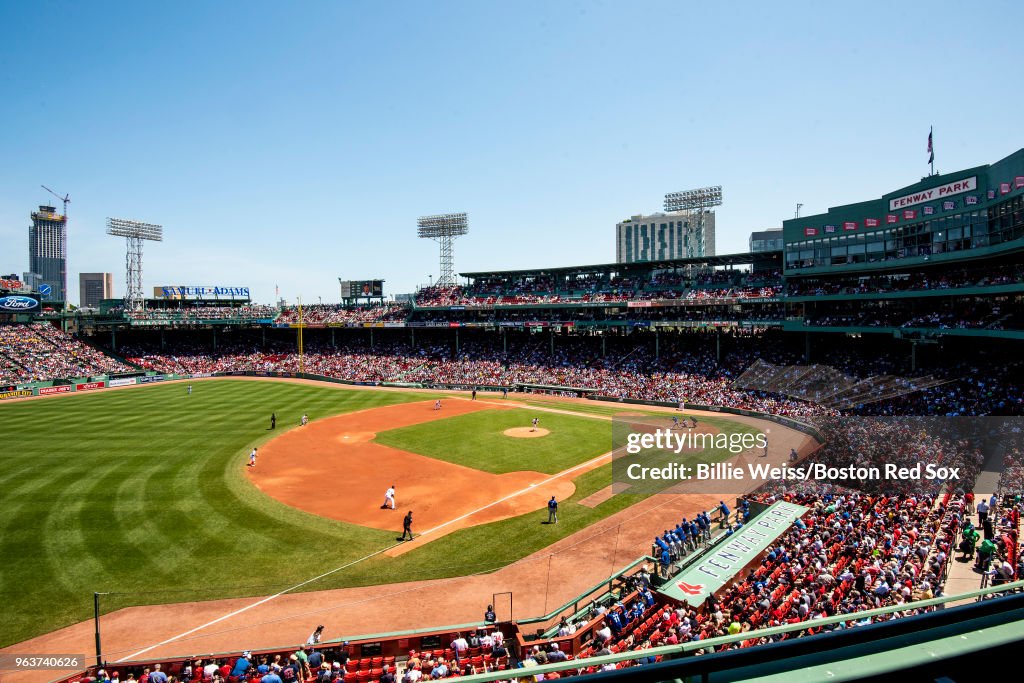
[41,185,70,219]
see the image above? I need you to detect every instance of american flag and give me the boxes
[927,127,934,164]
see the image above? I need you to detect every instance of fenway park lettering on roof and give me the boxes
[888,176,977,211]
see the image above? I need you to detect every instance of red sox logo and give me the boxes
[676,581,705,596]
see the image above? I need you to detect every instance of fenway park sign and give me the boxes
[889,176,977,211]
[659,501,807,604]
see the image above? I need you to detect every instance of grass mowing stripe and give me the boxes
[2,379,757,647]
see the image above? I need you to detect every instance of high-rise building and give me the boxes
[79,272,114,309]
[29,205,67,301]
[616,210,716,263]
[749,228,783,253]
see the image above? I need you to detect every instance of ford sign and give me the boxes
[0,296,39,312]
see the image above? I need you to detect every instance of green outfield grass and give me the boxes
[372,407,609,474]
[1,380,753,648]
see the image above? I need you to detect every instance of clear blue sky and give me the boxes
[2,0,1021,305]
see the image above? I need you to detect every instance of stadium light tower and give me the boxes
[106,217,163,311]
[417,212,468,288]
[664,185,722,258]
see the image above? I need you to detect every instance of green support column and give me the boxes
[370,327,374,349]
[911,341,917,373]
[805,332,811,363]
[161,329,165,351]
[550,330,554,357]
[455,328,459,355]
[655,331,659,360]
[111,328,116,353]
[503,330,507,354]
[602,334,606,357]
[213,328,217,352]
[716,330,721,364]
[411,328,415,348]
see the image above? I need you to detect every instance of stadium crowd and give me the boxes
[274,304,408,326]
[413,284,781,308]
[108,305,279,321]
[0,323,133,384]
[118,334,833,418]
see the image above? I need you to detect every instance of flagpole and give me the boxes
[929,126,935,177]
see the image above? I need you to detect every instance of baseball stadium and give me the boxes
[3,145,1024,683]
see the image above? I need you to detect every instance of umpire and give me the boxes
[400,511,414,541]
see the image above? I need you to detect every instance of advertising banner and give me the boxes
[39,385,73,395]
[137,375,166,384]
[0,295,40,312]
[0,389,34,400]
[159,286,251,299]
[108,378,137,387]
[76,382,106,391]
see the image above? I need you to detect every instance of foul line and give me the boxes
[115,541,404,662]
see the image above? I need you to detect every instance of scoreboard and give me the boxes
[339,279,384,298]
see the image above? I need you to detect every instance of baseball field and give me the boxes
[1,378,777,655]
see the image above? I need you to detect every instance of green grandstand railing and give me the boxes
[516,555,655,632]
[448,579,1024,683]
[785,281,1024,303]
[780,320,1024,340]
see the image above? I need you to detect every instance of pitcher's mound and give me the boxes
[504,427,550,438]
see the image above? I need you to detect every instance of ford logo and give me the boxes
[0,296,39,311]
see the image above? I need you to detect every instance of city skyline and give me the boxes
[2,0,1022,305]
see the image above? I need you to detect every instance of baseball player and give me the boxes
[381,485,396,510]
[531,417,539,432]
[301,413,309,426]
[187,384,192,395]
[248,447,257,467]
[434,399,442,410]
